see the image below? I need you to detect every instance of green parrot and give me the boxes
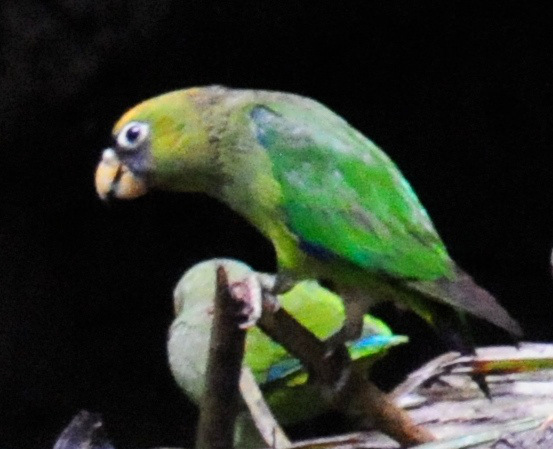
[168,258,408,447]
[95,86,522,346]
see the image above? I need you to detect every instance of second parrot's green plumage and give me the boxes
[168,259,407,447]
[96,86,521,340]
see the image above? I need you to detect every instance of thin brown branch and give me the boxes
[258,306,434,446]
[196,266,247,449]
[239,366,291,448]
[340,370,434,446]
[257,306,349,386]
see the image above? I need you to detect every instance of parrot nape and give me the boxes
[168,258,408,447]
[95,86,522,351]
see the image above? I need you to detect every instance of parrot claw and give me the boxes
[261,291,281,313]
[259,271,300,312]
[255,273,286,313]
[258,272,300,311]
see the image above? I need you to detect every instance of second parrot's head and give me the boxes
[95,88,217,200]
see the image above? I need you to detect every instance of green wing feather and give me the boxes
[250,99,453,281]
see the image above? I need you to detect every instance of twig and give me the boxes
[196,266,247,449]
[239,366,291,448]
[257,306,349,386]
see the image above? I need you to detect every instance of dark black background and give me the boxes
[1,2,552,448]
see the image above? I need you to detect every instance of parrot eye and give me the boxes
[117,122,149,150]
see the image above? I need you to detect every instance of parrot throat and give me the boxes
[186,87,310,274]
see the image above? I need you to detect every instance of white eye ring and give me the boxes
[117,121,149,150]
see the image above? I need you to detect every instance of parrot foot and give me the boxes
[229,275,263,329]
[254,273,281,313]
[257,272,297,295]
[256,272,298,313]
[229,272,296,328]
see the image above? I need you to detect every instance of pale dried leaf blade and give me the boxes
[239,366,291,448]
[389,343,553,448]
[410,416,545,449]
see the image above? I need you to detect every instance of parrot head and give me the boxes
[95,89,217,200]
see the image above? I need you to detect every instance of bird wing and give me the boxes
[264,313,407,385]
[250,99,453,280]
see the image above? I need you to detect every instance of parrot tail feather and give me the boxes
[406,266,522,338]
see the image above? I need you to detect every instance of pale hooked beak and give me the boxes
[94,148,148,200]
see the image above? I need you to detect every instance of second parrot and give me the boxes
[168,258,408,447]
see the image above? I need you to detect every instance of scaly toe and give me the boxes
[229,274,262,329]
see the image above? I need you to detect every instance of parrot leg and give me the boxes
[323,310,364,354]
[324,288,370,354]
